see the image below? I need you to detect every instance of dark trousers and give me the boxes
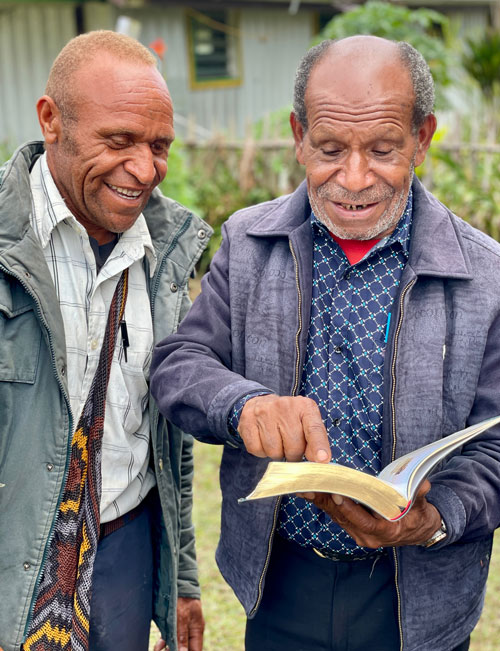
[246,534,470,651]
[88,502,153,651]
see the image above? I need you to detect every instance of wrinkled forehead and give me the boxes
[305,47,414,127]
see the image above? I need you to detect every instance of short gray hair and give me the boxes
[292,40,333,131]
[396,41,435,132]
[292,39,435,133]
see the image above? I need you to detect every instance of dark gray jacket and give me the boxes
[151,178,500,651]
[0,142,211,651]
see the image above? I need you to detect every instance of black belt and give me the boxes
[276,532,385,563]
[312,546,386,562]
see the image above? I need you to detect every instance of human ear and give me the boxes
[36,96,62,145]
[414,114,437,167]
[290,111,306,165]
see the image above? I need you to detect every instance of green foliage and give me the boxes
[169,136,304,274]
[420,145,500,241]
[159,139,200,214]
[252,106,292,139]
[462,30,500,100]
[316,1,452,106]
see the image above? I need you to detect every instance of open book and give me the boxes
[240,415,500,521]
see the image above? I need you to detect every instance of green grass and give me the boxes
[191,443,246,649]
[154,441,500,651]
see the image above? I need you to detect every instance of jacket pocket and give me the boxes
[0,302,41,383]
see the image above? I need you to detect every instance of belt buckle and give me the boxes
[313,547,343,561]
[313,547,378,562]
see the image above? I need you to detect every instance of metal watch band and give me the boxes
[422,518,447,548]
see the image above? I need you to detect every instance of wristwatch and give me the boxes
[421,518,447,548]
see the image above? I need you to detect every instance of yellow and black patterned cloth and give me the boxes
[24,269,128,651]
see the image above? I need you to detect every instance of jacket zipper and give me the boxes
[389,278,416,651]
[0,264,74,641]
[249,239,304,617]
[289,241,304,397]
[149,213,196,439]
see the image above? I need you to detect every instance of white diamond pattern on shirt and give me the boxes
[277,197,412,556]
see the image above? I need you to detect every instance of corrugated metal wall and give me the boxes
[0,2,314,146]
[0,2,77,148]
[126,5,314,137]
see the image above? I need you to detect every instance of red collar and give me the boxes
[330,233,380,265]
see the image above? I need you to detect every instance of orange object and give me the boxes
[149,37,167,60]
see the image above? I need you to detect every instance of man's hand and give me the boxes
[306,480,442,548]
[238,395,331,462]
[176,597,204,651]
[153,598,204,651]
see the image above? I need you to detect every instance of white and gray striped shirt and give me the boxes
[29,153,157,522]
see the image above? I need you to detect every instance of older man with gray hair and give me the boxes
[152,36,500,651]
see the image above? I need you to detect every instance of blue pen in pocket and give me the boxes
[384,313,391,343]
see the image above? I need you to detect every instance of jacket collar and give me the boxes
[0,141,43,249]
[247,181,311,237]
[408,177,472,279]
[247,177,472,281]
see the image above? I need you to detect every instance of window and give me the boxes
[187,9,242,89]
[314,10,340,35]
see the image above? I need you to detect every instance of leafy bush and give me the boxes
[165,133,304,274]
[462,30,500,101]
[420,142,500,241]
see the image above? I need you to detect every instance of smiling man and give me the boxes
[151,36,500,651]
[0,31,211,651]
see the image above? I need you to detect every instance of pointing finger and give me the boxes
[302,404,331,462]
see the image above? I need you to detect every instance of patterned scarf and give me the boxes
[24,269,129,651]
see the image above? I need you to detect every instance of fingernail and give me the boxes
[333,494,343,505]
[317,449,329,462]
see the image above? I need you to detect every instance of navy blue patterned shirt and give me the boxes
[277,193,413,557]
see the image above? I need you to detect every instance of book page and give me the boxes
[241,461,408,521]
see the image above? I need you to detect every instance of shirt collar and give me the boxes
[30,152,157,274]
[311,189,413,260]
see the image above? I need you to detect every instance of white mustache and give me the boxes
[316,184,395,204]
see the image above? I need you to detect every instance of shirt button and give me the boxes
[334,346,342,354]
[46,463,54,472]
[61,365,66,377]
[170,282,178,293]
[158,458,164,471]
[197,229,207,239]
[90,339,99,350]
[23,562,31,570]
[333,418,341,427]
